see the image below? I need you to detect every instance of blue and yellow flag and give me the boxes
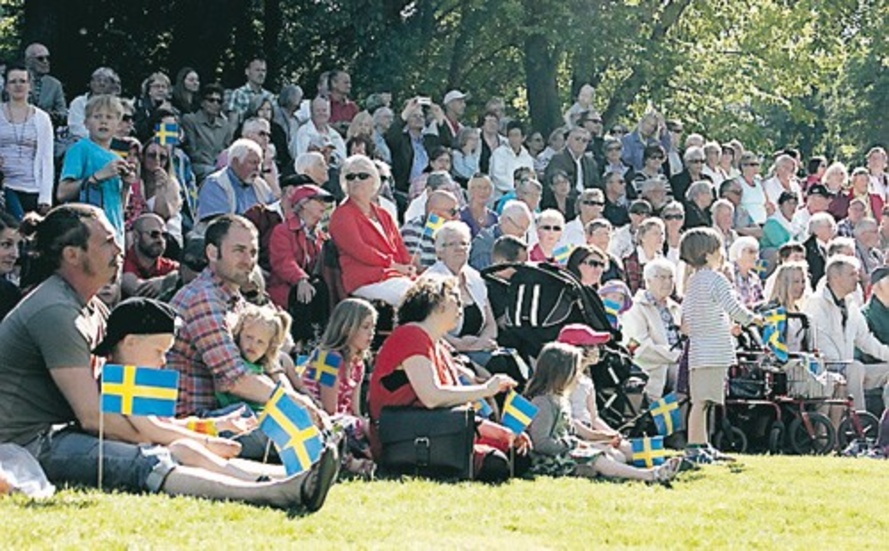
[259,386,324,476]
[153,122,180,146]
[761,307,788,362]
[603,298,621,330]
[500,390,538,435]
[553,245,574,265]
[294,354,309,377]
[754,258,769,280]
[630,436,667,468]
[458,375,493,418]
[101,364,179,417]
[422,213,446,237]
[109,137,129,159]
[305,349,342,387]
[649,392,682,436]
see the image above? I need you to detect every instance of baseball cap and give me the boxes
[777,190,799,205]
[443,90,469,105]
[557,324,611,346]
[93,298,181,357]
[807,183,835,198]
[307,134,334,150]
[288,184,334,206]
[871,266,889,287]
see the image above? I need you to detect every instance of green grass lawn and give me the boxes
[3,454,887,549]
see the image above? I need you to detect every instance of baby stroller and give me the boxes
[482,262,649,432]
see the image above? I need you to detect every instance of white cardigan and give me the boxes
[802,285,889,363]
[423,260,489,336]
[3,106,55,205]
[621,290,682,371]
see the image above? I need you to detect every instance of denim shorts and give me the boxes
[24,425,176,493]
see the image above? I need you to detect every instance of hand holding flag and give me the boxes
[630,436,667,468]
[649,392,681,436]
[101,364,179,417]
[259,386,324,475]
[500,390,538,435]
[553,245,574,265]
[305,349,343,387]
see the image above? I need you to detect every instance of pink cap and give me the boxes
[557,323,611,346]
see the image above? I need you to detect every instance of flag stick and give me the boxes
[262,437,273,465]
[98,409,104,490]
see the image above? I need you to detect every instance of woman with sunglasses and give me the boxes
[559,188,605,249]
[661,201,685,264]
[567,245,609,290]
[529,209,565,263]
[329,155,415,306]
[622,217,666,294]
[540,169,578,221]
[0,64,54,220]
[620,258,682,401]
[136,139,183,253]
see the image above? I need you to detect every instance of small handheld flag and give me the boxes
[761,307,788,363]
[101,364,179,417]
[153,122,180,146]
[649,392,682,436]
[109,138,129,159]
[630,436,667,468]
[603,298,621,330]
[553,245,573,265]
[459,375,493,418]
[422,213,445,238]
[754,259,769,280]
[294,354,309,377]
[500,390,538,435]
[304,349,342,387]
[259,387,324,475]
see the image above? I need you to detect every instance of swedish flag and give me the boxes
[305,349,342,387]
[458,375,493,418]
[259,386,324,476]
[109,138,129,159]
[100,364,179,417]
[153,122,180,146]
[649,392,681,436]
[603,298,621,330]
[553,245,573,265]
[423,213,446,237]
[630,436,667,468]
[762,307,788,363]
[500,390,538,435]
[754,258,769,280]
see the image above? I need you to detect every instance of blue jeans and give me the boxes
[24,425,176,493]
[3,189,38,221]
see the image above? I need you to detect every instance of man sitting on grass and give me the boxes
[0,204,336,512]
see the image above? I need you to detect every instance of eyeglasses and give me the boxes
[344,172,372,181]
[663,213,684,220]
[204,97,223,104]
[147,151,168,161]
[687,159,704,164]
[140,230,165,239]
[444,241,470,249]
[35,55,50,62]
[649,155,665,161]
[572,136,590,143]
[743,162,760,167]
[582,259,606,268]
[581,200,605,207]
[539,225,563,232]
[256,131,271,138]
[726,189,742,196]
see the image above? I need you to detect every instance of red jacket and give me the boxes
[267,215,325,308]
[328,198,411,294]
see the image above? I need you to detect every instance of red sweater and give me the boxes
[328,198,411,294]
[267,215,325,308]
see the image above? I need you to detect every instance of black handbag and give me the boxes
[378,406,475,480]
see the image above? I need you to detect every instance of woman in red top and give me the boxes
[369,277,530,480]
[329,155,415,306]
[268,184,336,344]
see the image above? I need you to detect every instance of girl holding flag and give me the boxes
[525,342,683,484]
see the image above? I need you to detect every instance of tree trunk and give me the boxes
[263,0,282,87]
[523,33,561,136]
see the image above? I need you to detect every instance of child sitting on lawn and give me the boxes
[679,227,762,464]
[525,342,682,484]
[302,298,378,476]
[96,297,280,481]
[215,303,292,412]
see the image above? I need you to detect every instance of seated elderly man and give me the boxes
[424,221,498,366]
[683,180,714,230]
[196,139,275,222]
[622,258,681,400]
[610,199,652,260]
[401,190,460,271]
[559,188,605,248]
[719,179,761,239]
[469,199,532,270]
[804,255,889,412]
[853,218,885,287]
[638,175,670,216]
[803,212,837,289]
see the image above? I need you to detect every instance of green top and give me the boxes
[215,359,265,413]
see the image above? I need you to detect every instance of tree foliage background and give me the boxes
[0,0,885,162]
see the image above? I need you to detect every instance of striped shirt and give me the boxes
[400,215,438,269]
[681,268,755,369]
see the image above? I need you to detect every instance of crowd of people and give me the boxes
[2,42,889,508]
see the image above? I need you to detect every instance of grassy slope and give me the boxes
[3,455,887,550]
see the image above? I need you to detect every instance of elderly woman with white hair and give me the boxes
[622,217,665,294]
[621,258,682,400]
[424,220,498,366]
[329,154,415,306]
[729,235,764,308]
[530,208,565,263]
[711,198,737,254]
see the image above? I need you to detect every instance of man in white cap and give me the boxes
[430,89,469,149]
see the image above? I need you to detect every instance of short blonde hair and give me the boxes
[85,94,123,120]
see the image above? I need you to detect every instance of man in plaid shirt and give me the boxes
[166,215,322,424]
[226,56,274,125]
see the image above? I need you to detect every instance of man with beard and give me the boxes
[196,139,275,221]
[121,213,179,299]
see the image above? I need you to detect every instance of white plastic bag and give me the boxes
[0,443,55,499]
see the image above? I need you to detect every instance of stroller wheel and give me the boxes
[836,411,881,451]
[768,421,785,455]
[713,426,748,454]
[788,413,835,455]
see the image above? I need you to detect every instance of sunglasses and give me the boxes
[687,159,704,164]
[581,200,605,207]
[344,172,372,181]
[140,230,165,239]
[204,97,223,104]
[663,214,684,220]
[35,55,50,62]
[743,162,761,167]
[539,225,563,232]
[649,155,665,161]
[583,259,606,268]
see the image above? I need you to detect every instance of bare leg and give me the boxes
[575,455,655,482]
[167,440,284,481]
[687,401,708,445]
[161,465,309,508]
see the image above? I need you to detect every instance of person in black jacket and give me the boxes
[803,212,837,288]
